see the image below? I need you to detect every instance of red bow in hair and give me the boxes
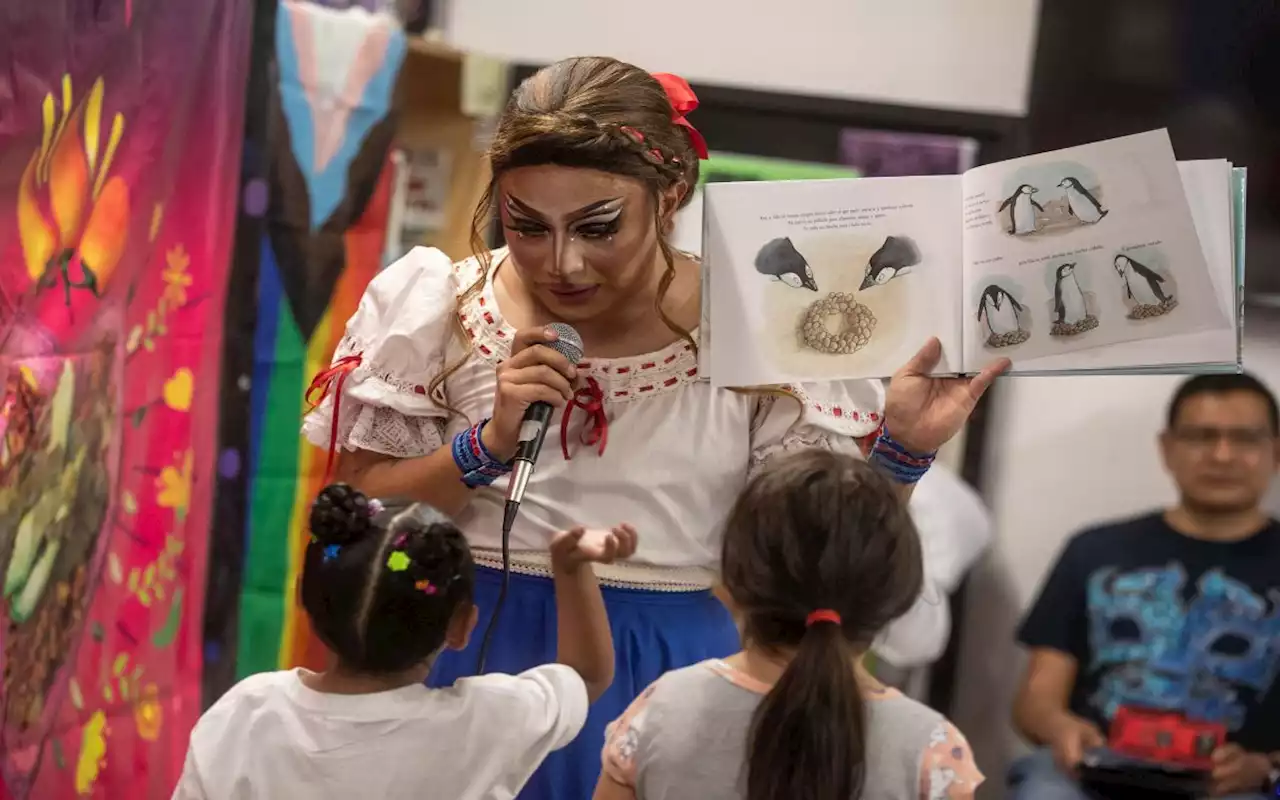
[651,73,709,160]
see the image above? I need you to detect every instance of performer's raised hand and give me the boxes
[550,525,639,572]
[484,326,579,459]
[884,337,1009,454]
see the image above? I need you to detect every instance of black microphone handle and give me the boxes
[512,400,554,466]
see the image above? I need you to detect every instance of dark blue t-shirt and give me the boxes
[1017,512,1280,752]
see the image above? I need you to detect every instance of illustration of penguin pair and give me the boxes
[1113,254,1169,305]
[998,184,1044,235]
[1052,262,1089,325]
[755,237,817,291]
[976,285,1025,337]
[859,235,921,290]
[1057,177,1108,224]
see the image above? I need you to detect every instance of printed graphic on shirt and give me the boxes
[601,683,657,788]
[918,722,984,799]
[1086,563,1280,729]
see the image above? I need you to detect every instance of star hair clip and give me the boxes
[322,544,342,563]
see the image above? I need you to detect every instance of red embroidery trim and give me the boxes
[304,353,363,481]
[560,376,608,460]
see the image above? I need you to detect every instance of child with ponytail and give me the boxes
[594,449,983,800]
[174,484,635,800]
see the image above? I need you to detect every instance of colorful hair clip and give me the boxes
[393,533,407,548]
[414,579,438,595]
[619,125,644,143]
[323,544,341,563]
[367,498,384,516]
[386,551,411,572]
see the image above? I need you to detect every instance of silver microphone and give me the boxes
[479,323,583,674]
[502,322,584,532]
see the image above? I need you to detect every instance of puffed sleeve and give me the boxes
[747,380,886,476]
[873,466,994,668]
[301,246,459,461]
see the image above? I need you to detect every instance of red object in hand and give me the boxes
[1109,706,1226,770]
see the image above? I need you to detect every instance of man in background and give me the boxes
[1009,374,1280,799]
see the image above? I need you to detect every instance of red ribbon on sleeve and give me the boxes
[304,353,363,481]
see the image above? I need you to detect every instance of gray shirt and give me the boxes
[601,659,983,799]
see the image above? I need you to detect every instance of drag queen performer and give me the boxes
[302,57,1007,799]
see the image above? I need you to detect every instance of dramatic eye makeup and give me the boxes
[502,196,624,241]
[573,206,623,239]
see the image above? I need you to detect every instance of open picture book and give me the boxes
[700,129,1246,387]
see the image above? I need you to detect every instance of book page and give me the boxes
[960,130,1230,373]
[704,176,962,387]
[994,161,1237,373]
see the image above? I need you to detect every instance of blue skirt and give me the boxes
[428,565,740,800]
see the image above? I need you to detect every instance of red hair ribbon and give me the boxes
[560,376,608,460]
[806,609,842,627]
[651,72,709,160]
[304,353,363,481]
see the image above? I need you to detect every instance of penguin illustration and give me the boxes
[859,235,921,290]
[998,184,1044,235]
[1052,262,1088,325]
[755,237,817,291]
[976,285,1025,336]
[1057,177,1108,224]
[1113,254,1169,305]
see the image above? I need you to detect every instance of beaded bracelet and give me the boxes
[868,429,936,485]
[452,419,511,488]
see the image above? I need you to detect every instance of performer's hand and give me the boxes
[1209,744,1271,796]
[484,326,578,460]
[884,337,1009,454]
[550,525,638,574]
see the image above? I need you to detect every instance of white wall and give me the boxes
[952,311,1280,799]
[443,0,1041,116]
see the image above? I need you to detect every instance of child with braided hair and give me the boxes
[172,484,635,800]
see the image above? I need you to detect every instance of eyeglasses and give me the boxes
[1169,426,1275,450]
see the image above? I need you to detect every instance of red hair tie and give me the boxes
[806,609,842,627]
[651,72,709,160]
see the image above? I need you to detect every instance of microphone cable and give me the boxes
[475,323,583,674]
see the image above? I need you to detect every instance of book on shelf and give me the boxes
[700,129,1246,387]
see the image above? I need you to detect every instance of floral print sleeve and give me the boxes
[918,721,984,800]
[600,683,657,792]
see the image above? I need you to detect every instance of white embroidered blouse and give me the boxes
[302,247,949,663]
[303,243,885,560]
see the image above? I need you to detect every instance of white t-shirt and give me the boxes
[171,665,588,800]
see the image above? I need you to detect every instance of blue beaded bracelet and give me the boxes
[452,419,511,488]
[868,429,936,485]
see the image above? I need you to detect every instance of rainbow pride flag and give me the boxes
[210,0,406,684]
